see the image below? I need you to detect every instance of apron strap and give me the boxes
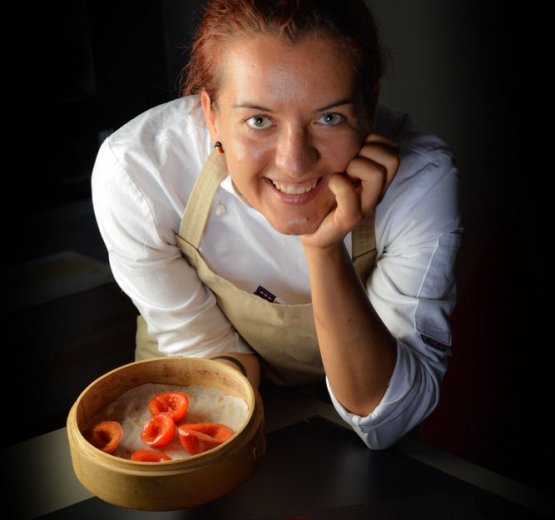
[179,150,228,248]
[352,212,376,261]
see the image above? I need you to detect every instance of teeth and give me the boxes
[272,179,318,194]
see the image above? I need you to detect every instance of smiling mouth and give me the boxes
[271,179,319,195]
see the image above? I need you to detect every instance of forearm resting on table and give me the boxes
[304,243,396,417]
[209,352,261,388]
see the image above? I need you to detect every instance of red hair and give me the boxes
[180,0,385,106]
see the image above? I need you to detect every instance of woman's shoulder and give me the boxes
[375,103,454,166]
[103,96,211,171]
[374,103,459,233]
[92,96,211,227]
[376,103,457,189]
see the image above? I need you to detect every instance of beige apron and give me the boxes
[136,151,377,385]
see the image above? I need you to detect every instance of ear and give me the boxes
[201,90,219,141]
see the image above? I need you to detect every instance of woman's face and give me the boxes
[202,33,371,236]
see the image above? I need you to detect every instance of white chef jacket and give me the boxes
[91,95,461,449]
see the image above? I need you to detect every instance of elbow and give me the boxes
[352,360,443,451]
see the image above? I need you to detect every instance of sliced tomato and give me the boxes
[177,423,234,455]
[86,420,123,454]
[148,391,189,422]
[131,449,172,462]
[140,413,176,447]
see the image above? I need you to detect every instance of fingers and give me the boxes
[361,134,400,180]
[328,173,363,229]
[346,134,400,213]
[303,132,400,246]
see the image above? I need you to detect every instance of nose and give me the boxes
[274,124,318,178]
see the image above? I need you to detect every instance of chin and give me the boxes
[266,213,323,236]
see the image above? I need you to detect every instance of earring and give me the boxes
[214,141,224,154]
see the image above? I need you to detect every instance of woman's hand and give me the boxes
[300,133,399,249]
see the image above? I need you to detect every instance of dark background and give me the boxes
[4,0,204,242]
[2,0,552,500]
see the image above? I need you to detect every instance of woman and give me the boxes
[92,0,461,449]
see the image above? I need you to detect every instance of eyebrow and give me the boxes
[233,97,356,113]
[233,102,274,112]
[316,97,356,112]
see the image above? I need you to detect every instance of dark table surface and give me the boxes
[37,416,551,520]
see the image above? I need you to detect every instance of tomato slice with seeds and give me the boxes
[140,413,176,446]
[177,423,234,455]
[86,420,123,453]
[148,391,189,422]
[131,449,172,462]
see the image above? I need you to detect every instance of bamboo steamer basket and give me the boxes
[66,356,265,511]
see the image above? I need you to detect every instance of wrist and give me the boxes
[302,240,348,266]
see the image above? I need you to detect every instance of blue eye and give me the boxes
[318,113,344,125]
[246,115,272,129]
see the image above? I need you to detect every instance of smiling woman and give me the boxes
[91,0,461,450]
[200,33,368,236]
